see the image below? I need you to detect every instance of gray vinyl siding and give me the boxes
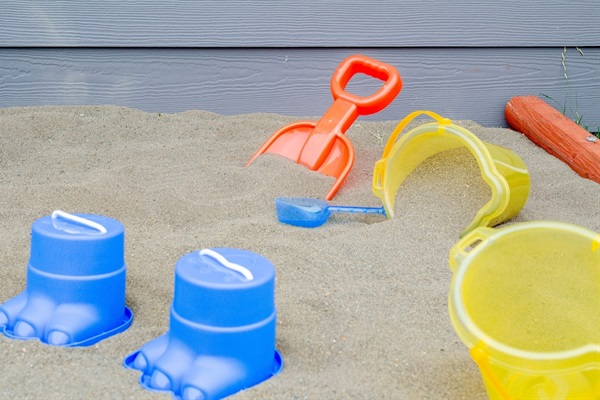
[1,1,599,128]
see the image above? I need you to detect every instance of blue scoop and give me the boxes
[275,197,386,228]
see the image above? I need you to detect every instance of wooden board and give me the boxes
[505,96,600,183]
[1,48,598,127]
[1,0,598,47]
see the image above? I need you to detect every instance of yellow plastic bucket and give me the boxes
[372,111,530,237]
[449,221,600,399]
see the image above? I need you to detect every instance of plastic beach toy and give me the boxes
[124,248,282,399]
[247,54,402,200]
[448,221,600,399]
[275,196,385,228]
[372,110,530,237]
[0,210,133,346]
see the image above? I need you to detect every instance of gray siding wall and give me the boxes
[1,1,599,128]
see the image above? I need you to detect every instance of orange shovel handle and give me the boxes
[331,54,402,116]
[299,55,402,170]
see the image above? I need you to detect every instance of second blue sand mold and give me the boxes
[124,248,283,400]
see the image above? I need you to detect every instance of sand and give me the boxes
[0,105,598,399]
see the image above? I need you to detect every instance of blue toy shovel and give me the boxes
[275,197,386,228]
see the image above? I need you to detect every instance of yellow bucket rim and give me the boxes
[449,221,600,362]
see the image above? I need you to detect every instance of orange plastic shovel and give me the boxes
[246,54,402,200]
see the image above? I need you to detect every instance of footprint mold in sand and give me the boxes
[124,248,282,400]
[0,210,133,347]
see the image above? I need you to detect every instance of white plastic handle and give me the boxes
[51,210,107,234]
[199,249,254,281]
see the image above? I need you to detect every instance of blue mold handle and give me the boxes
[0,211,133,346]
[124,248,283,399]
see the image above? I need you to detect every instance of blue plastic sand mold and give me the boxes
[0,210,133,347]
[124,248,283,400]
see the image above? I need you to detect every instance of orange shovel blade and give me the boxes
[246,122,354,200]
[318,133,354,200]
[246,121,316,166]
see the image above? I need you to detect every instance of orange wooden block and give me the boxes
[505,96,600,183]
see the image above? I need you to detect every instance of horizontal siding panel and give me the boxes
[0,0,598,47]
[0,48,598,128]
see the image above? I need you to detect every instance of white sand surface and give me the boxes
[0,106,598,399]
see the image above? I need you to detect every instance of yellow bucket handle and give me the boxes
[449,227,496,272]
[470,343,513,400]
[381,110,452,159]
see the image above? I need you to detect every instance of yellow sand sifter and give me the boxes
[372,110,530,237]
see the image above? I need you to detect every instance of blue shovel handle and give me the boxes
[328,206,386,216]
